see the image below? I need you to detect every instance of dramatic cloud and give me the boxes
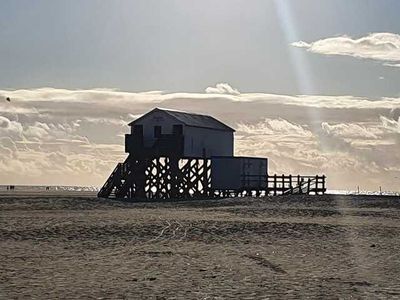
[380,115,400,134]
[0,85,399,191]
[205,83,240,95]
[292,33,400,67]
[321,122,381,139]
[237,118,312,137]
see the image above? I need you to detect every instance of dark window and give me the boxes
[154,126,161,137]
[133,125,143,136]
[173,124,183,135]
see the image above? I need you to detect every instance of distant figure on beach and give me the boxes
[6,97,11,102]
[46,186,50,191]
[6,186,9,191]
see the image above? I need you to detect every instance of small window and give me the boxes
[154,126,161,137]
[173,125,183,135]
[133,125,143,136]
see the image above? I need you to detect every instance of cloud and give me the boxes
[205,83,240,95]
[0,116,10,128]
[321,122,380,139]
[2,87,400,121]
[292,32,400,67]
[0,85,399,190]
[237,118,312,137]
[236,117,399,190]
[291,41,311,48]
[0,115,23,139]
[384,63,400,68]
[380,116,400,134]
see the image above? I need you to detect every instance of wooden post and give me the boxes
[170,157,179,199]
[273,174,277,196]
[299,177,303,194]
[135,159,147,199]
[202,149,208,197]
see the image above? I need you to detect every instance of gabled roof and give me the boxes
[129,108,235,132]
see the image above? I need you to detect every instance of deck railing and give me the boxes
[267,174,326,195]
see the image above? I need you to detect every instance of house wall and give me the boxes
[183,126,233,158]
[132,110,185,146]
[130,110,234,158]
[211,157,268,190]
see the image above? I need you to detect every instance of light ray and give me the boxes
[273,0,322,141]
[273,0,314,94]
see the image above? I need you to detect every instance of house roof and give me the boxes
[129,108,235,132]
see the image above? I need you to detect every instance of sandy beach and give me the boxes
[1,193,400,299]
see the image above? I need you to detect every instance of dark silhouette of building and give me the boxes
[98,108,325,200]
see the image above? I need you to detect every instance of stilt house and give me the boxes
[98,108,326,200]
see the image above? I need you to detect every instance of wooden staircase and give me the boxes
[97,162,123,198]
[97,155,149,199]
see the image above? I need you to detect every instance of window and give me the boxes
[173,125,183,135]
[154,126,161,137]
[133,125,143,136]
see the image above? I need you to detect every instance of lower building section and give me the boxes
[98,155,326,200]
[211,156,268,190]
[98,155,211,200]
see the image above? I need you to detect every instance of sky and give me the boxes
[0,0,399,191]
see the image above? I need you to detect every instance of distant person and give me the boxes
[46,186,50,191]
[6,186,9,191]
